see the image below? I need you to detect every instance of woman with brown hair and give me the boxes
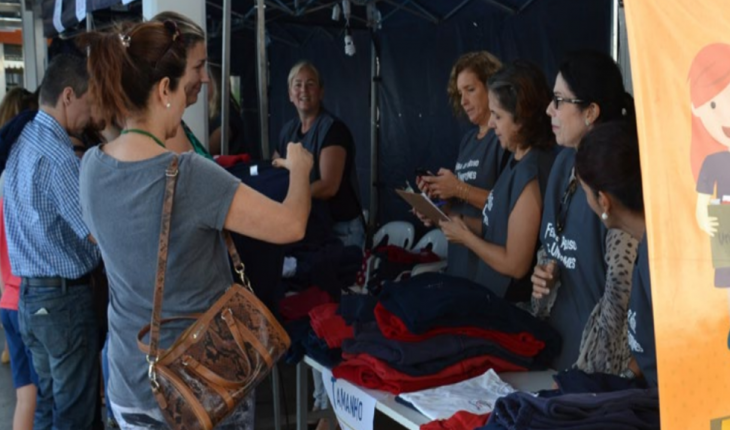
[79,20,312,429]
[151,11,213,159]
[440,60,556,302]
[415,51,506,282]
[0,88,37,126]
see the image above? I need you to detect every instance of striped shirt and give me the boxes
[3,110,99,278]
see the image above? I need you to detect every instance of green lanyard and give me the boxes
[121,129,166,148]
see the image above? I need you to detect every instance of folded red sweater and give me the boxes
[332,353,525,395]
[374,304,544,357]
[420,411,491,430]
[309,303,354,348]
[279,286,332,321]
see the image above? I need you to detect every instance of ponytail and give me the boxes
[80,21,187,126]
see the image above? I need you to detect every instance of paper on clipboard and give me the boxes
[396,189,450,224]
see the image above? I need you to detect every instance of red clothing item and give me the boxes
[279,286,333,321]
[374,245,441,265]
[332,352,525,395]
[420,411,491,430]
[309,303,354,348]
[215,154,252,168]
[0,199,20,311]
[374,304,544,357]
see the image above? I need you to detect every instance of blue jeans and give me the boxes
[18,282,100,430]
[102,333,115,422]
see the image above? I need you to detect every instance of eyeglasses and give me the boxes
[556,170,578,234]
[552,95,585,110]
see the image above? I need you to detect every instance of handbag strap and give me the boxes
[147,156,251,361]
[148,156,180,361]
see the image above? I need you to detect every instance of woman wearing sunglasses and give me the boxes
[532,50,638,374]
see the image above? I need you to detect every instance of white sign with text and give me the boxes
[322,368,377,430]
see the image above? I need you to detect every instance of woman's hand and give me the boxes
[421,168,462,200]
[439,215,472,245]
[412,208,433,227]
[272,142,313,174]
[531,261,558,299]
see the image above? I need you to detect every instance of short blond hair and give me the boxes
[287,61,323,88]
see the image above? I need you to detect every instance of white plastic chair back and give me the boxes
[412,229,448,259]
[372,221,415,249]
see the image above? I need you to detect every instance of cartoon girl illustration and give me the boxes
[689,43,730,290]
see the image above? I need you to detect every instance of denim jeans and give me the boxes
[102,333,115,422]
[18,281,100,430]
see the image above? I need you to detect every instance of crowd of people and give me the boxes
[0,8,659,430]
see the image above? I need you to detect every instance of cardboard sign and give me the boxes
[322,368,377,430]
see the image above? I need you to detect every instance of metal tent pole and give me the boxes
[369,39,380,236]
[221,0,232,155]
[610,0,619,61]
[257,0,270,158]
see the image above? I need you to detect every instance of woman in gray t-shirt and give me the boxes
[416,51,507,281]
[79,21,313,428]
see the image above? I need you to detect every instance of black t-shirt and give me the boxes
[294,119,360,222]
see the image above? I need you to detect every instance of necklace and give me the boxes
[121,129,166,148]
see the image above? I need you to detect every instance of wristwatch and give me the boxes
[620,368,637,379]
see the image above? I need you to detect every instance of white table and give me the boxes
[296,355,556,430]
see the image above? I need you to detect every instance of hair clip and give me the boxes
[119,33,131,48]
[163,20,184,44]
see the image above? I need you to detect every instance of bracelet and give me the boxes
[458,183,470,202]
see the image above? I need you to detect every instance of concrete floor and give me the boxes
[0,328,405,430]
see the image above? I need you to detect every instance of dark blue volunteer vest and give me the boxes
[541,148,607,370]
[279,109,361,223]
[447,128,506,281]
[475,146,555,300]
[628,236,657,387]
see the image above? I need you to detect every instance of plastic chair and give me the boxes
[371,221,415,249]
[411,229,448,259]
[363,221,415,288]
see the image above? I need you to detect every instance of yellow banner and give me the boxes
[624,1,730,429]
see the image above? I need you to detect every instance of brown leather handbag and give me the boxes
[136,156,291,430]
